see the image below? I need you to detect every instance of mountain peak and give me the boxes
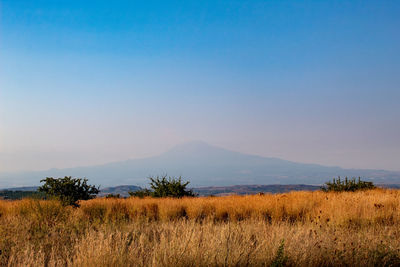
[163,141,232,157]
[169,140,214,150]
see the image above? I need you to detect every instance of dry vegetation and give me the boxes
[1,189,400,266]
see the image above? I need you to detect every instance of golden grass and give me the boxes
[1,189,400,266]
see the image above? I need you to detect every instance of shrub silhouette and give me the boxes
[38,176,99,206]
[321,176,375,192]
[105,193,121,199]
[129,175,196,198]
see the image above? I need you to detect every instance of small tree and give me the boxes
[129,175,196,198]
[38,176,99,206]
[321,176,375,192]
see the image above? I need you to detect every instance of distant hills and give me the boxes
[0,184,320,198]
[99,184,322,197]
[97,184,400,197]
[0,141,399,188]
[98,185,141,197]
[193,184,321,196]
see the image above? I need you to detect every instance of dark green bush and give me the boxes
[321,177,375,192]
[129,175,196,198]
[105,193,121,199]
[38,176,99,206]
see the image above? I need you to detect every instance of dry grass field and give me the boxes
[1,189,400,266]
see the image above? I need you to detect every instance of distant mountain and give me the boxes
[0,141,399,188]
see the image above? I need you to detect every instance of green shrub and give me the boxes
[129,175,196,198]
[38,176,99,206]
[321,177,375,192]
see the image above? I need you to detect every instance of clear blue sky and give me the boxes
[1,0,399,172]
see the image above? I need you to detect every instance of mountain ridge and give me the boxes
[0,141,399,188]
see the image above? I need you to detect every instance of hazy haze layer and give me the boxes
[1,0,399,173]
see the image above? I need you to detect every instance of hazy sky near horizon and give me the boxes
[1,0,399,173]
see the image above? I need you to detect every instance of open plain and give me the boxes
[1,189,400,266]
